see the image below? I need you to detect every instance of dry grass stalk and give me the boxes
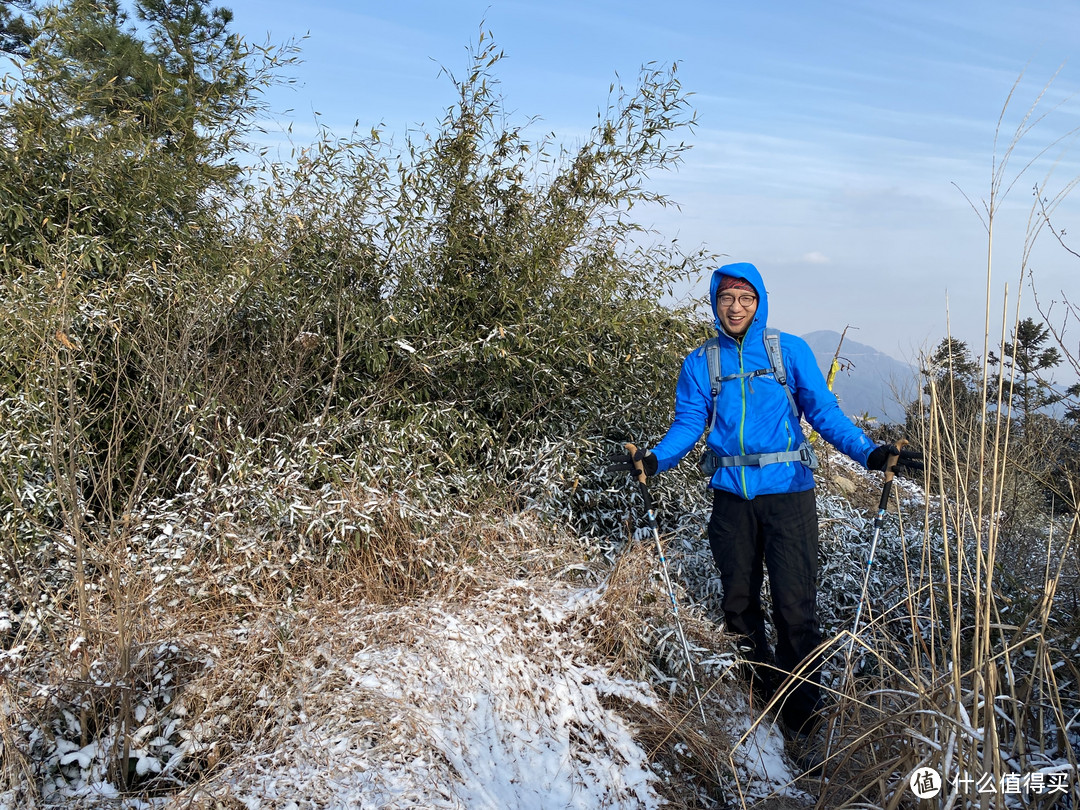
[806,339,1080,808]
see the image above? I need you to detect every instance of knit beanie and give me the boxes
[718,276,758,296]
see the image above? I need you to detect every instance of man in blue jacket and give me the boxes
[610,261,919,746]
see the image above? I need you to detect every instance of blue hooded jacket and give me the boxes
[651,262,875,499]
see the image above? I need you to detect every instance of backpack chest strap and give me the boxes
[717,368,770,388]
[711,445,817,469]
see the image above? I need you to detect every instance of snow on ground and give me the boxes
[165,578,810,810]
[179,582,666,809]
[2,513,820,810]
[724,703,804,803]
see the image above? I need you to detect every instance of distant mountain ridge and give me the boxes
[800,330,916,425]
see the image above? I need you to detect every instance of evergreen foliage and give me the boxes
[992,315,1063,422]
[0,3,709,542]
[0,0,33,56]
[231,38,708,473]
[920,337,982,418]
[0,0,295,530]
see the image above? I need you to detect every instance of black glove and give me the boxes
[867,443,923,476]
[606,447,658,479]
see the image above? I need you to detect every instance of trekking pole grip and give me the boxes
[624,442,655,516]
[624,442,648,485]
[878,439,907,509]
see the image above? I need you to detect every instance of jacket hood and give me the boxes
[710,262,768,340]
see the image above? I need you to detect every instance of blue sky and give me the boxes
[223,0,1080,367]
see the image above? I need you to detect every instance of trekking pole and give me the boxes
[623,443,708,724]
[823,442,909,780]
[847,440,906,656]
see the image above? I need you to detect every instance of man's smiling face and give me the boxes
[717,290,758,337]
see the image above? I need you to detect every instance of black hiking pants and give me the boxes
[708,487,823,735]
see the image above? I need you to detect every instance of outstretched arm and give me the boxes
[647,351,710,474]
[786,335,875,465]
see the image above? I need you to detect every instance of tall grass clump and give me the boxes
[797,77,1080,809]
[810,365,1080,809]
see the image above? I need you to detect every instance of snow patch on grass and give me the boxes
[193,583,665,809]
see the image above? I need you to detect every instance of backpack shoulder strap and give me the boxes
[763,328,786,385]
[763,328,800,421]
[697,337,722,434]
